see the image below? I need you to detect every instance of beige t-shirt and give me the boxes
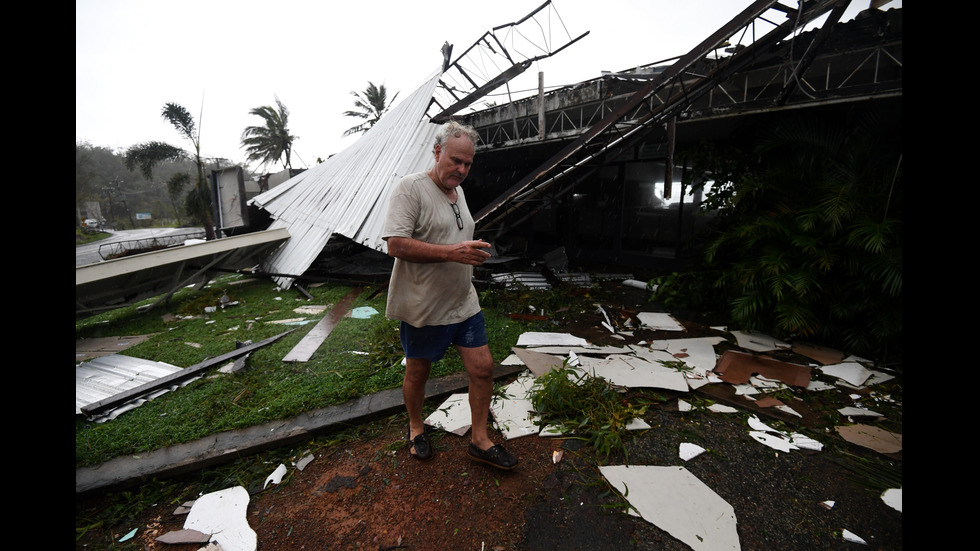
[383,172,481,328]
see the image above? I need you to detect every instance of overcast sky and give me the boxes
[76,0,891,172]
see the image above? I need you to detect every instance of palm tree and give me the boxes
[342,81,399,136]
[241,97,296,171]
[161,102,215,240]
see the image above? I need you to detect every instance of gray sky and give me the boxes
[76,0,888,172]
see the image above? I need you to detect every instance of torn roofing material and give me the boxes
[249,3,588,290]
[250,70,444,289]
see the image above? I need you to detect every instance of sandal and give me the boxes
[467,443,518,470]
[408,432,433,461]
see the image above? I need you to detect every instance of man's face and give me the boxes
[432,135,475,189]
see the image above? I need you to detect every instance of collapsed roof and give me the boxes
[250,1,587,289]
[250,0,900,289]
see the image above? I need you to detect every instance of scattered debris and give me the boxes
[78,330,294,419]
[119,528,138,542]
[425,393,472,435]
[708,403,739,414]
[729,330,790,352]
[636,312,685,331]
[835,424,902,454]
[511,348,564,377]
[267,318,315,325]
[881,488,902,513]
[819,500,835,510]
[679,442,706,461]
[747,415,823,452]
[294,305,328,315]
[491,272,551,290]
[263,464,288,489]
[282,287,362,362]
[837,406,883,419]
[820,362,873,387]
[517,332,592,347]
[578,354,689,392]
[155,528,211,544]
[173,501,195,515]
[600,465,740,551]
[842,529,867,545]
[75,334,156,362]
[713,350,811,388]
[75,355,194,421]
[348,306,379,319]
[621,279,651,290]
[791,342,845,365]
[489,373,540,439]
[181,486,256,551]
[295,453,315,471]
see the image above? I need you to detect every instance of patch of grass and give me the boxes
[76,275,538,468]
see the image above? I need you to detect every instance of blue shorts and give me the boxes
[400,311,489,362]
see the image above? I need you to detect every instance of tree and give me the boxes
[342,81,399,136]
[124,141,186,180]
[165,172,190,225]
[158,103,215,239]
[241,97,296,172]
[124,140,190,228]
[662,106,902,363]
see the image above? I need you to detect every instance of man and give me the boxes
[382,120,518,470]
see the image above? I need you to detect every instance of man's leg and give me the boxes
[457,344,495,450]
[404,357,431,444]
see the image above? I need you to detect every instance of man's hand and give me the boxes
[449,240,492,265]
[387,236,492,265]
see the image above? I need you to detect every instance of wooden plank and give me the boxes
[282,287,363,362]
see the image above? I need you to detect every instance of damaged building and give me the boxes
[76,0,902,313]
[250,0,901,287]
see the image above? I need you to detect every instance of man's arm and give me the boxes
[387,236,491,266]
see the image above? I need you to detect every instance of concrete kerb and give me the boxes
[75,363,527,496]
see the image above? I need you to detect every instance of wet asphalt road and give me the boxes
[75,228,204,267]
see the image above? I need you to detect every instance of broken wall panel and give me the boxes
[712,350,811,387]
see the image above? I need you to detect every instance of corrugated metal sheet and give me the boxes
[251,69,444,289]
[76,354,195,422]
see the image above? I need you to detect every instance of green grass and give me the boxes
[76,273,559,468]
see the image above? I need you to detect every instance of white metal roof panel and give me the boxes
[251,69,444,288]
[76,354,189,420]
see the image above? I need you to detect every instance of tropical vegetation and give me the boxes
[124,103,217,239]
[342,81,399,136]
[654,106,902,365]
[241,96,296,172]
[76,142,220,230]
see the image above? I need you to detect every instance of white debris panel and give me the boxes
[600,465,741,551]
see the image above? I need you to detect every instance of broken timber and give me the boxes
[79,330,295,417]
[283,287,363,362]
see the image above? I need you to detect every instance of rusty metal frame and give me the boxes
[428,0,589,122]
[472,0,852,238]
